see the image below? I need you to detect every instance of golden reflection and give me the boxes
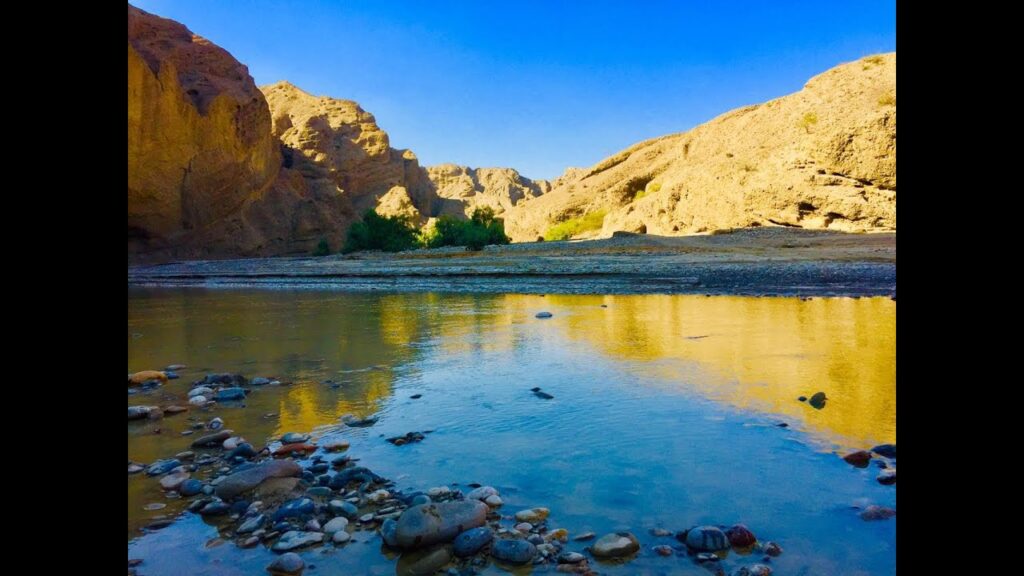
[543,294,895,449]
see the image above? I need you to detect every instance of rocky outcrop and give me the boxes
[426,164,550,219]
[503,54,896,241]
[261,81,437,221]
[128,5,348,260]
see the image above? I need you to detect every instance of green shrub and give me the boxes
[543,209,607,241]
[312,238,331,256]
[342,209,420,253]
[424,206,510,251]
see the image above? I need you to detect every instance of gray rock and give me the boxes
[491,539,537,564]
[273,498,316,522]
[266,552,304,575]
[271,531,323,552]
[208,417,224,430]
[465,486,498,501]
[281,432,310,444]
[381,518,399,548]
[453,527,493,557]
[395,500,489,549]
[188,386,213,398]
[871,443,896,458]
[591,532,640,558]
[215,460,302,500]
[323,517,349,534]
[573,532,596,541]
[238,514,266,534]
[252,377,272,386]
[160,470,190,491]
[535,312,553,318]
[332,531,350,544]
[128,406,156,420]
[215,388,247,402]
[558,552,586,564]
[685,526,730,551]
[514,508,549,523]
[329,500,359,519]
[877,469,897,485]
[145,459,181,476]
[191,430,232,448]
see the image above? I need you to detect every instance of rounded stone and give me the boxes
[329,500,359,519]
[323,517,349,534]
[271,531,323,552]
[484,495,503,507]
[160,471,190,491]
[842,450,872,467]
[465,486,498,501]
[726,524,757,547]
[535,312,553,319]
[266,552,304,575]
[685,526,731,552]
[332,531,350,544]
[558,552,586,564]
[591,532,640,558]
[514,507,549,523]
[877,469,896,485]
[491,539,538,564]
[453,527,493,557]
[860,505,896,521]
[395,500,489,549]
[281,432,310,444]
[871,444,896,458]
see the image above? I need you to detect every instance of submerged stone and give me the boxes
[214,460,302,500]
[453,527,493,557]
[272,531,323,552]
[591,532,640,558]
[685,526,730,552]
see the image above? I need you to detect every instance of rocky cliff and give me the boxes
[128,3,895,259]
[503,53,896,241]
[128,4,348,259]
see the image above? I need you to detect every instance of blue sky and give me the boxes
[132,1,896,180]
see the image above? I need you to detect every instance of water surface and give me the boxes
[128,290,895,575]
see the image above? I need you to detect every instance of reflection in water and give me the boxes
[128,289,895,574]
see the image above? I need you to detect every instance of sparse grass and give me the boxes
[544,210,608,241]
[877,92,896,107]
[634,182,661,201]
[741,163,757,172]
[799,112,819,133]
[862,55,885,66]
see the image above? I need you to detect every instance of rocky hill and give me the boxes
[504,53,895,241]
[127,3,895,260]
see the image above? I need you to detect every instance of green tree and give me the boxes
[342,210,421,253]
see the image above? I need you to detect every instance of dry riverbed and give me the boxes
[127,229,896,296]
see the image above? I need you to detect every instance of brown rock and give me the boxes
[272,443,317,456]
[843,450,872,467]
[214,459,302,499]
[503,54,896,241]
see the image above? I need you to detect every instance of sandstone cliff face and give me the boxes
[426,164,550,219]
[128,4,280,241]
[261,82,437,221]
[503,54,896,241]
[128,5,351,259]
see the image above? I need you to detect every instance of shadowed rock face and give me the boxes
[128,4,280,241]
[503,53,896,241]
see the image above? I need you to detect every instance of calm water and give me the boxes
[128,289,896,575]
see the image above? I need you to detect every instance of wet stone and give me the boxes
[514,507,549,523]
[591,532,640,558]
[686,526,731,551]
[266,552,305,575]
[272,498,316,522]
[272,531,324,552]
[454,527,493,557]
[871,444,896,458]
[860,505,896,521]
[726,524,757,548]
[146,459,181,476]
[281,432,310,444]
[877,469,897,485]
[491,539,538,564]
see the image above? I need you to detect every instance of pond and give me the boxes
[128,289,895,575]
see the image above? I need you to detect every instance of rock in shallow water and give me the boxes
[272,531,323,552]
[808,391,827,409]
[160,470,190,491]
[192,430,232,448]
[877,469,897,485]
[591,532,640,558]
[146,459,181,476]
[215,387,247,401]
[514,507,549,523]
[685,526,730,552]
[860,505,897,521]
[726,524,757,548]
[453,527,493,557]
[214,460,302,500]
[491,539,538,564]
[266,552,304,575]
[535,312,553,319]
[272,498,316,522]
[323,517,349,535]
[238,514,266,534]
[280,432,310,444]
[396,545,453,576]
[843,450,872,467]
[395,500,489,549]
[871,444,897,458]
